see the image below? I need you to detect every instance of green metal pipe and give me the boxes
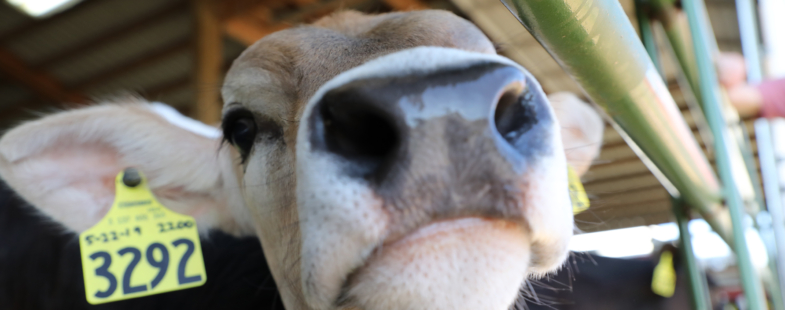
[735,0,764,83]
[758,211,785,310]
[647,0,766,214]
[673,198,711,310]
[755,119,785,308]
[498,0,732,244]
[653,18,717,161]
[636,2,664,78]
[647,0,704,106]
[682,0,767,308]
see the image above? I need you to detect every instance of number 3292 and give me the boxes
[87,238,203,299]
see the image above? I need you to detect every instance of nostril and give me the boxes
[493,89,538,145]
[318,94,400,179]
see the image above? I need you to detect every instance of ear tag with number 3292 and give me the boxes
[568,166,590,215]
[79,168,206,304]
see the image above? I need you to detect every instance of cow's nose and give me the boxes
[312,87,401,181]
[308,63,553,181]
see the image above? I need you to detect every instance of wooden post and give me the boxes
[192,0,222,124]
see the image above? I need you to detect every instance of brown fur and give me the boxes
[222,11,506,309]
[224,10,495,127]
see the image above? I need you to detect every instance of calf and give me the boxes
[0,10,603,310]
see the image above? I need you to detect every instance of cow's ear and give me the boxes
[548,92,605,176]
[0,103,254,235]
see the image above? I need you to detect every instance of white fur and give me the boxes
[149,103,222,139]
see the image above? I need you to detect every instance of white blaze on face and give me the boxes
[296,47,573,310]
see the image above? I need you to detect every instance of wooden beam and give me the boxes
[193,0,223,124]
[223,6,288,46]
[0,47,86,103]
[215,0,294,20]
[383,0,428,10]
[223,0,373,46]
[33,1,188,69]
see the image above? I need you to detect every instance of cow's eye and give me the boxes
[222,108,257,158]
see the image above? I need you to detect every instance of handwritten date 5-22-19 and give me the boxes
[84,227,142,245]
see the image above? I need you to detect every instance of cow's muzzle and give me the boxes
[296,47,571,310]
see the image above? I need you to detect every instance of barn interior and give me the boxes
[0,0,764,308]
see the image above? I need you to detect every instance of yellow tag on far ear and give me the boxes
[651,251,677,298]
[79,169,206,304]
[568,166,590,215]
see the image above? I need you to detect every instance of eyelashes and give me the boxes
[221,106,284,163]
[222,107,258,162]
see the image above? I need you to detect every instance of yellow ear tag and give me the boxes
[568,166,590,215]
[651,250,677,298]
[79,168,206,304]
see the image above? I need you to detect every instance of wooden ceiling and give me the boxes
[0,0,747,232]
[0,0,462,128]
